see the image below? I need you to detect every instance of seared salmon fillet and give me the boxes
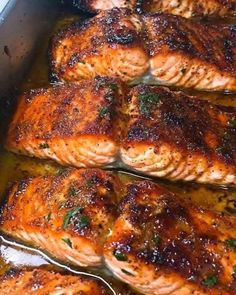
[0,168,120,267]
[66,0,236,18]
[50,8,149,83]
[120,85,236,185]
[50,8,236,91]
[104,180,236,295]
[6,78,236,185]
[6,78,122,167]
[0,268,110,294]
[144,13,236,91]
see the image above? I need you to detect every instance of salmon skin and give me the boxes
[0,268,110,294]
[104,180,236,295]
[50,8,236,91]
[121,84,236,185]
[0,168,120,267]
[6,79,236,185]
[6,77,123,168]
[66,0,236,18]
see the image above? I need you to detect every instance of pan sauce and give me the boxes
[0,9,236,294]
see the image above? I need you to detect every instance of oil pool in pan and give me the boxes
[0,8,236,295]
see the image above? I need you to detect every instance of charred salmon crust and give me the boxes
[121,85,236,185]
[0,268,110,294]
[104,180,236,295]
[50,8,149,83]
[50,8,236,91]
[6,77,122,167]
[0,168,121,267]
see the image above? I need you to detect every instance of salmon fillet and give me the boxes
[6,78,236,185]
[6,78,122,167]
[50,8,149,83]
[120,85,236,185]
[50,8,236,91]
[66,0,236,18]
[0,168,120,267]
[104,180,236,295]
[144,13,236,91]
[0,268,109,294]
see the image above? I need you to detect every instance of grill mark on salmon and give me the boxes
[6,78,122,168]
[121,85,236,185]
[104,180,236,295]
[0,168,120,267]
[0,268,110,294]
[66,0,236,18]
[50,8,236,91]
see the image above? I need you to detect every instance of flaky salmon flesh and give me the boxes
[50,8,236,91]
[0,168,120,267]
[0,268,110,294]
[6,79,236,185]
[104,180,236,295]
[67,0,236,18]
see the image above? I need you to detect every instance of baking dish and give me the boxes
[0,1,236,294]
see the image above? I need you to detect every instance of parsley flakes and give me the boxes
[62,238,73,248]
[62,208,82,229]
[138,92,161,116]
[202,275,218,287]
[113,249,128,261]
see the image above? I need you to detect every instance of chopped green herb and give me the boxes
[85,180,93,189]
[113,249,128,261]
[56,168,65,176]
[62,208,82,229]
[45,212,52,222]
[202,275,218,287]
[226,238,236,250]
[62,238,73,248]
[216,146,227,154]
[153,234,161,244]
[138,93,161,116]
[232,266,236,275]
[68,186,79,197]
[223,132,230,141]
[76,215,90,229]
[228,119,236,128]
[109,83,118,91]
[99,107,110,118]
[121,269,134,276]
[39,142,49,149]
